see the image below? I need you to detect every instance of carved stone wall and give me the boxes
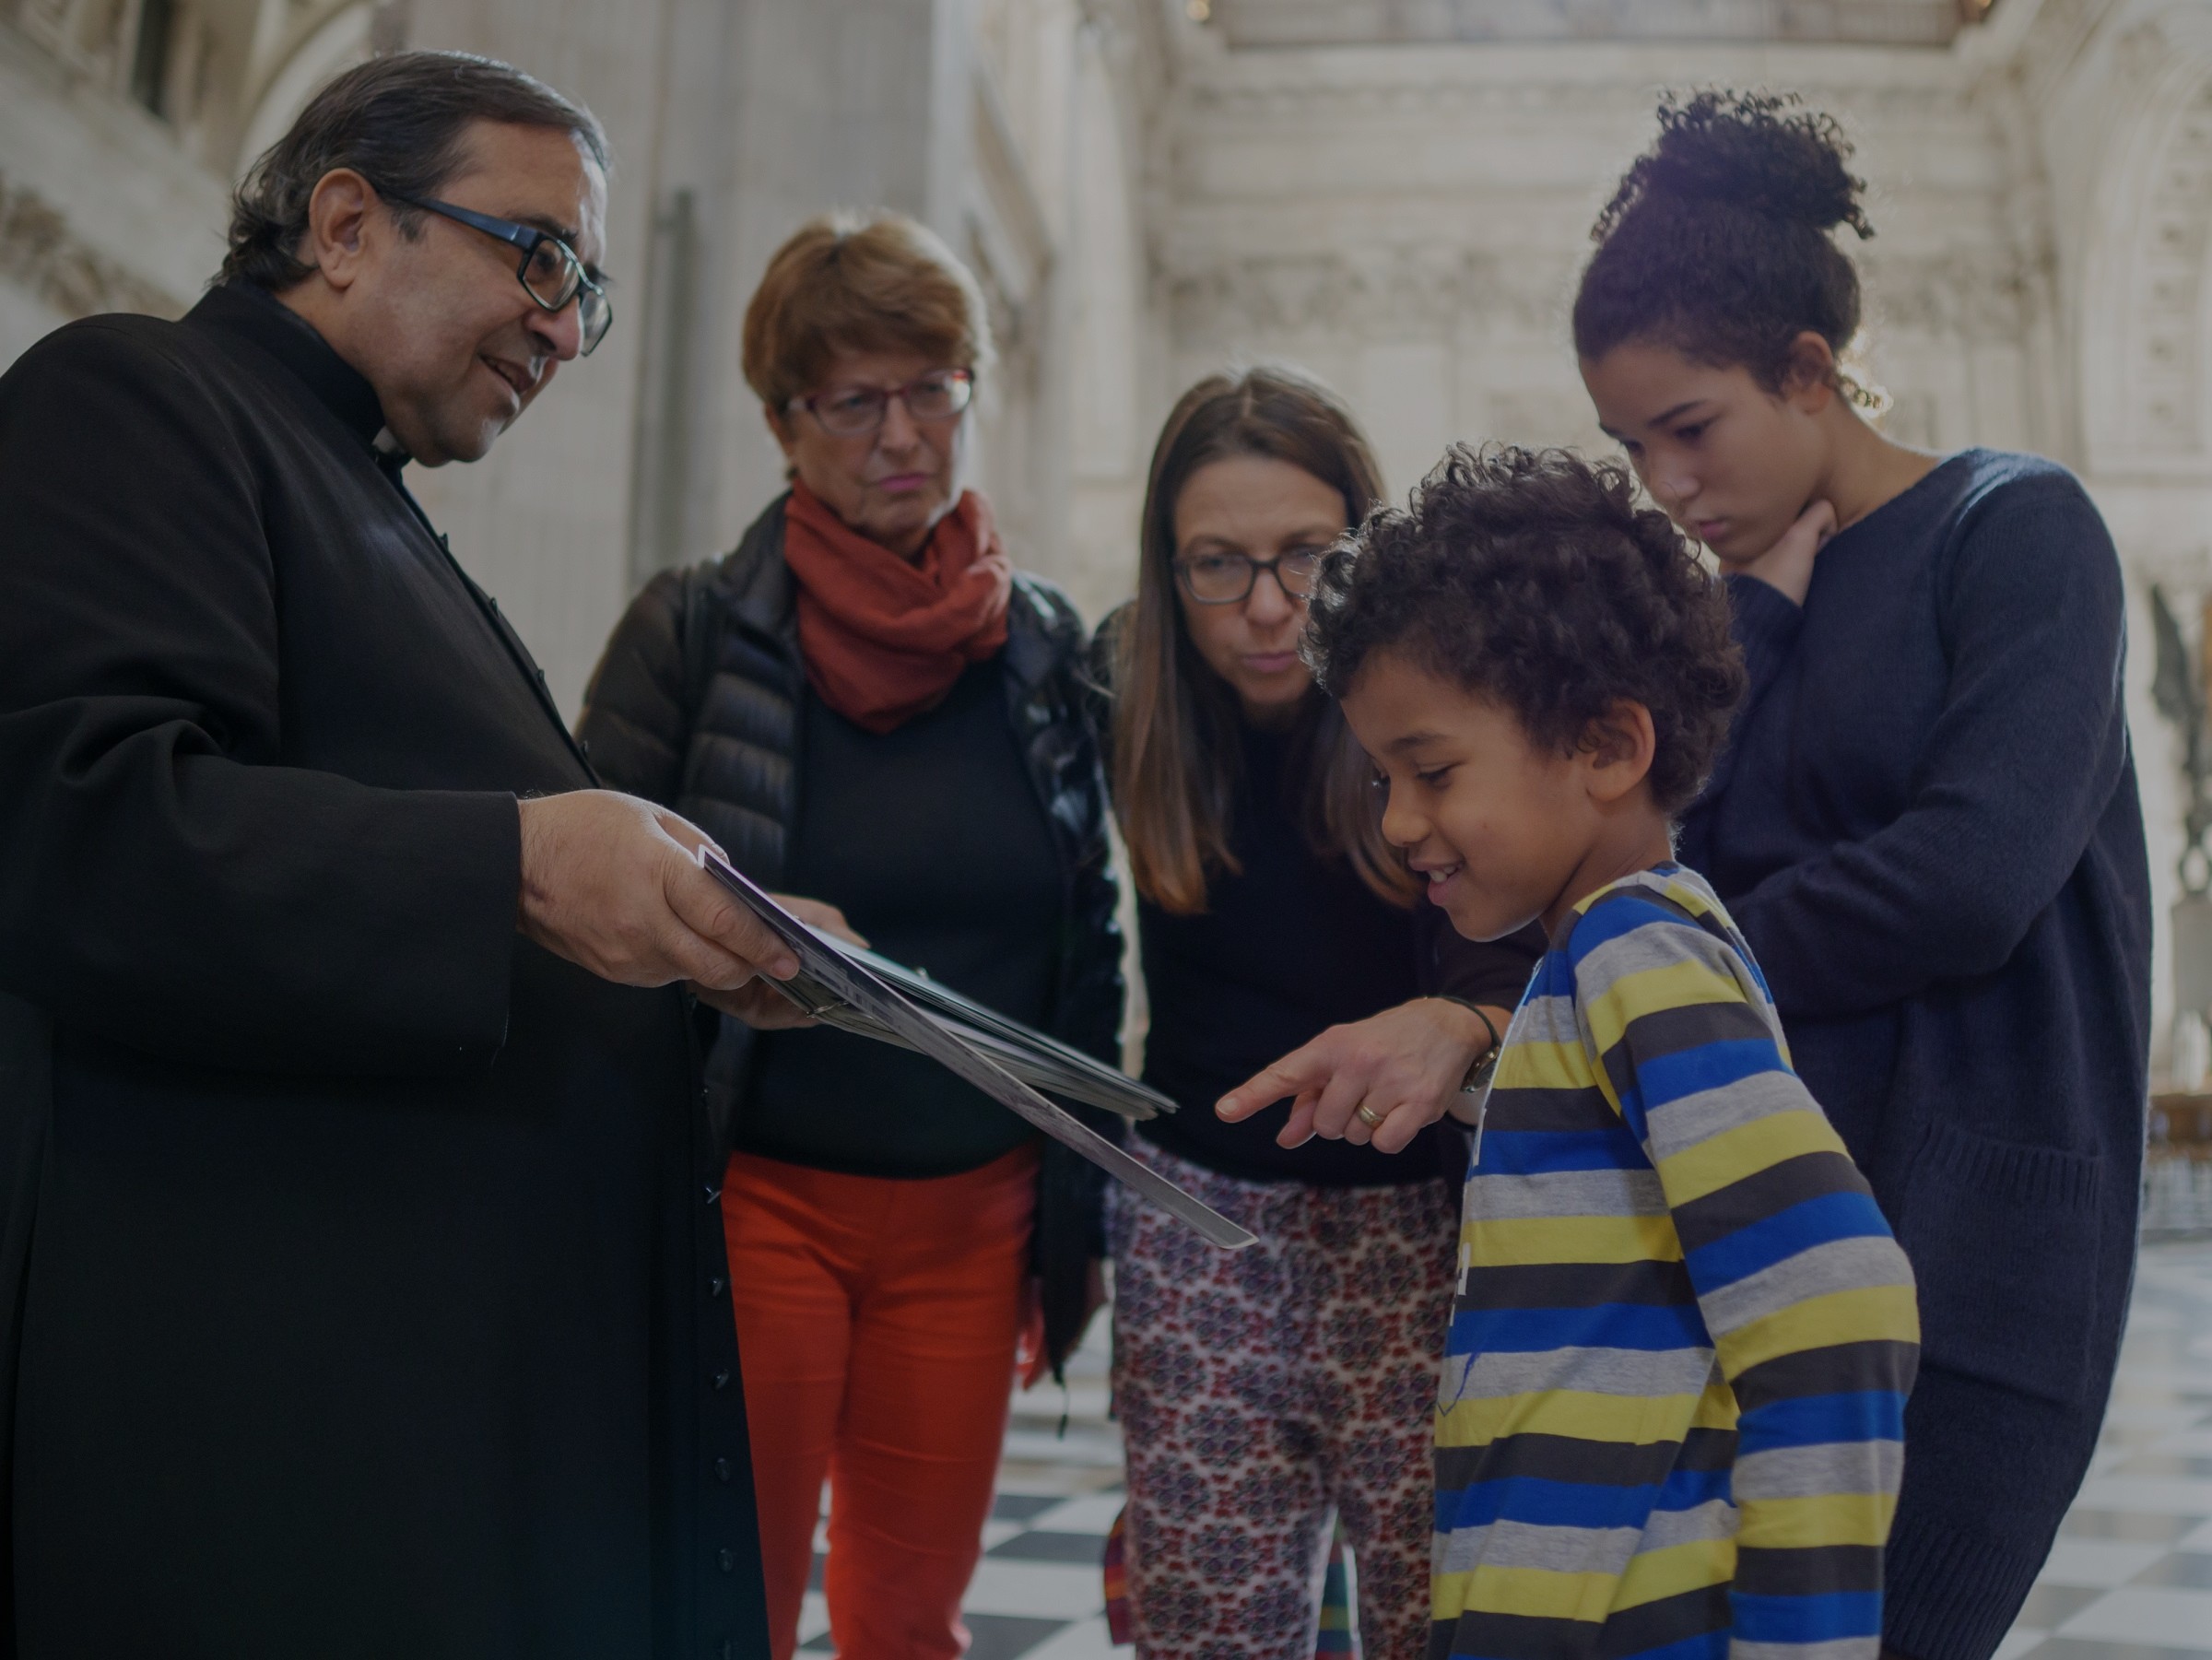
[1216,0,1979,49]
[1157,13,2058,490]
[7,0,376,176]
[2074,5,2212,478]
[0,169,182,319]
[8,0,2212,1054]
[0,14,229,364]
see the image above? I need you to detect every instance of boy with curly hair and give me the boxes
[1305,446,1920,1660]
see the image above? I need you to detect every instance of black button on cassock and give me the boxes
[718,1548,734,1573]
[712,1370,730,1390]
[714,1456,731,1483]
[709,1276,726,1298]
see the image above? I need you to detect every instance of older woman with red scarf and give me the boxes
[579,211,1123,1660]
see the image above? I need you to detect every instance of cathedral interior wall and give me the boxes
[6,0,2210,1061]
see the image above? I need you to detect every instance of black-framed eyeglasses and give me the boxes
[389,194,613,356]
[1173,549,1324,606]
[788,368,974,438]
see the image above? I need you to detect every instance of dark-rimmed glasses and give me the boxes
[788,368,975,437]
[1173,550,1324,606]
[389,194,613,355]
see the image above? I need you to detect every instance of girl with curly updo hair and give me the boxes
[1577,91,2149,1660]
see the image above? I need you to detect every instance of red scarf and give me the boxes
[782,482,1014,735]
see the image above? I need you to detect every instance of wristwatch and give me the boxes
[1461,1044,1500,1096]
[1440,996,1503,1095]
[1433,1000,1504,1093]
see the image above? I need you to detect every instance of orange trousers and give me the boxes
[722,1145,1038,1660]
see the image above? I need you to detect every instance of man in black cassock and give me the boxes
[0,53,806,1659]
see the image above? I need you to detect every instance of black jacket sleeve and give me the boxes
[0,322,519,1077]
[576,569,692,806]
[1058,839,1126,1068]
[1022,587,1129,1377]
[1025,585,1124,1069]
[1418,903,1545,1010]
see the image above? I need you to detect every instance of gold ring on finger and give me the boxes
[1355,1103,1385,1129]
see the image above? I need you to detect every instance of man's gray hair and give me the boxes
[224,51,608,290]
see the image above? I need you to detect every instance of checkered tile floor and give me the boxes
[793,1240,2212,1660]
[1997,1240,2212,1660]
[796,1313,1125,1660]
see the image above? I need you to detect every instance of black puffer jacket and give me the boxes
[579,494,1124,1377]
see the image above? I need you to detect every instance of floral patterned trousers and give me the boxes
[1106,1138,1461,1660]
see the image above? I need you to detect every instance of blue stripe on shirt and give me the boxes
[1731,1591,1884,1642]
[1438,1475,1665,1532]
[1447,1301,1711,1355]
[1561,891,1688,960]
[1630,1037,1788,1111]
[1683,1191,1900,1290]
[1469,1125,1650,1175]
[1735,1390,1909,1454]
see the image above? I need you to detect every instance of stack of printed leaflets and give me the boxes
[697,846,1254,1250]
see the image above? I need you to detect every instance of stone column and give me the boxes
[397,0,675,714]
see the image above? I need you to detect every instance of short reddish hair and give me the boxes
[741,210,993,411]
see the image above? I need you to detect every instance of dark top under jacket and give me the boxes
[0,285,761,1658]
[577,499,1123,1375]
[747,659,1062,1176]
[1676,449,2151,1660]
[1088,614,1542,1187]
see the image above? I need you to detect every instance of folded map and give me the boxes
[695,846,1255,1250]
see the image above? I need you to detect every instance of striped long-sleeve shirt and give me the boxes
[1433,865,1919,1660]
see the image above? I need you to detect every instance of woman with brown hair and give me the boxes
[577,211,1122,1660]
[1094,367,1542,1660]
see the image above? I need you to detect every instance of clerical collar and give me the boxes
[187,282,399,462]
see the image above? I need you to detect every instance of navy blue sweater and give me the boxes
[1677,450,2151,1660]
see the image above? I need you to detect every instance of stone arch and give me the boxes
[232,2,373,176]
[2080,7,2212,477]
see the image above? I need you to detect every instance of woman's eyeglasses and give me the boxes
[388,194,613,356]
[789,369,975,438]
[1173,550,1324,606]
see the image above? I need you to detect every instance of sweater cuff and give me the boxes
[1882,1513,2046,1660]
[1724,572,1806,704]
